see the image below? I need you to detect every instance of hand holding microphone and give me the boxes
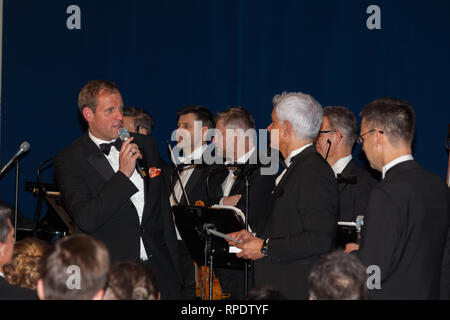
[117,128,146,179]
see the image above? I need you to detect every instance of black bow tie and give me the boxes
[99,139,122,156]
[336,174,357,185]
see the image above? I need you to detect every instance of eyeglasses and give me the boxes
[357,129,384,145]
[318,129,336,135]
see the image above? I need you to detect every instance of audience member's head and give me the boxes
[0,206,14,273]
[3,237,50,290]
[245,286,286,300]
[123,107,155,135]
[104,261,160,300]
[37,234,110,300]
[176,105,213,155]
[315,106,358,165]
[268,92,322,158]
[359,97,415,171]
[308,250,368,300]
[214,106,256,161]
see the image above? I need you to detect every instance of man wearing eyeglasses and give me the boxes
[315,106,377,223]
[346,98,449,299]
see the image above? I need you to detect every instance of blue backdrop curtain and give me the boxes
[1,0,449,219]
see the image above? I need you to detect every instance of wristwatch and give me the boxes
[260,238,269,257]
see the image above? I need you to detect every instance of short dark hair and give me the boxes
[123,107,155,134]
[104,261,159,300]
[40,234,110,300]
[323,106,359,147]
[360,97,415,145]
[308,250,368,300]
[0,205,12,243]
[78,80,120,113]
[177,105,214,129]
[215,106,255,130]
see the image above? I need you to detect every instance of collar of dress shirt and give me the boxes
[382,154,414,179]
[332,154,353,177]
[88,130,115,149]
[284,143,313,168]
[237,146,256,164]
[224,146,256,165]
[178,144,207,164]
[0,272,4,278]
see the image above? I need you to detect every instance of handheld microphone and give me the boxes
[118,128,146,179]
[0,141,30,176]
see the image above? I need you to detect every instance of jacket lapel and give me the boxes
[83,133,116,181]
[257,145,315,235]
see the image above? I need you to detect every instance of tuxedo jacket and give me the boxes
[207,154,277,231]
[0,277,37,300]
[338,159,378,222]
[255,145,339,299]
[54,132,182,299]
[358,160,449,300]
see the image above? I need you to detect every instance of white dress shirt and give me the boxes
[89,131,148,261]
[332,155,353,178]
[220,147,256,203]
[170,144,207,240]
[382,154,414,179]
[275,143,313,186]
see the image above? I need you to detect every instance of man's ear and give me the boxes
[201,126,210,143]
[138,127,148,136]
[334,130,344,144]
[37,279,45,300]
[283,120,293,137]
[82,107,94,123]
[375,130,384,148]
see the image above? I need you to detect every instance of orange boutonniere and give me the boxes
[148,167,162,178]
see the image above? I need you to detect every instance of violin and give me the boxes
[193,200,230,300]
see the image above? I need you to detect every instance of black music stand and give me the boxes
[172,205,245,300]
[335,216,364,249]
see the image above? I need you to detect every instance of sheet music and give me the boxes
[206,229,242,244]
[338,221,356,227]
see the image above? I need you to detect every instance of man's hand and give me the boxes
[226,229,253,245]
[226,230,265,261]
[222,194,242,206]
[119,137,142,178]
[345,242,360,253]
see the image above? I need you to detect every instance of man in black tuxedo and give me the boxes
[209,107,277,231]
[315,106,377,223]
[0,206,36,300]
[168,105,216,299]
[228,92,339,299]
[346,98,449,299]
[54,80,182,299]
[123,107,155,136]
[209,107,277,298]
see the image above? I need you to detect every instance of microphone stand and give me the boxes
[235,163,261,297]
[14,161,19,240]
[244,172,250,296]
